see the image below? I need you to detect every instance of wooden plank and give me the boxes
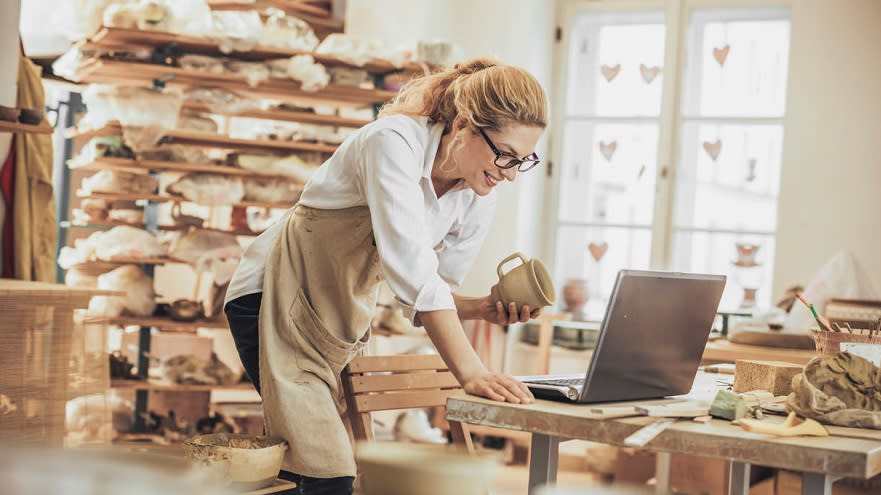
[84,315,229,331]
[111,379,250,391]
[72,256,170,267]
[347,354,448,373]
[354,389,459,412]
[72,156,303,182]
[79,191,293,210]
[702,340,817,366]
[67,123,339,154]
[184,103,371,128]
[0,279,119,304]
[0,119,54,135]
[349,371,459,394]
[88,26,419,74]
[77,59,398,107]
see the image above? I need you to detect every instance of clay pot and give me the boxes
[170,299,204,322]
[490,252,556,309]
[562,279,589,314]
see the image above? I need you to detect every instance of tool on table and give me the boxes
[623,418,677,448]
[796,293,835,331]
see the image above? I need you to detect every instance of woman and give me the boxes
[224,57,547,494]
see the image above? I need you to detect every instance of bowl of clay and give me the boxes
[183,433,287,491]
[356,442,499,495]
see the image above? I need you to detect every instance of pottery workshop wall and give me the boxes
[773,0,881,298]
[346,0,557,297]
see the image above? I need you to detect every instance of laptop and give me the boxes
[520,270,726,403]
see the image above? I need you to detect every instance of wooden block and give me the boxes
[734,360,803,396]
[635,403,710,418]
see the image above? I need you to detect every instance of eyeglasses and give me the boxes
[478,128,540,172]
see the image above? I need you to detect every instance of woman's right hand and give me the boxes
[463,372,534,404]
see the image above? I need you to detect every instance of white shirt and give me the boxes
[225,115,496,320]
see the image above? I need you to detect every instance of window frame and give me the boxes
[545,0,793,306]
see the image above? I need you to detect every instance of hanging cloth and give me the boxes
[12,52,55,281]
[1,140,16,278]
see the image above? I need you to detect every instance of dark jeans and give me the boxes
[225,293,355,495]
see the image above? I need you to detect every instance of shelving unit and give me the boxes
[77,190,298,210]
[0,119,54,134]
[54,8,406,440]
[67,124,340,154]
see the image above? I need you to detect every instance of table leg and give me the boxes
[528,433,559,495]
[729,461,750,495]
[655,452,672,495]
[802,473,835,495]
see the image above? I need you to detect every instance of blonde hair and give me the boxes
[379,57,548,132]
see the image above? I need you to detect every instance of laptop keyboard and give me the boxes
[525,377,585,387]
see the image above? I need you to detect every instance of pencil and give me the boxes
[796,293,834,331]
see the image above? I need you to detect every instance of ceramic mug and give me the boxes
[490,252,556,309]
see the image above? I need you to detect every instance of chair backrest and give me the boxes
[341,354,471,449]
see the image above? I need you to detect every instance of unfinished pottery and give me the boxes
[490,252,556,309]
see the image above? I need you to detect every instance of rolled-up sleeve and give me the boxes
[359,129,455,320]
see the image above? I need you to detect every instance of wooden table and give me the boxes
[0,279,119,446]
[702,339,818,365]
[445,377,881,495]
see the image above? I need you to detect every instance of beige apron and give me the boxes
[259,204,381,478]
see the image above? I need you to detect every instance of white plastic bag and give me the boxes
[88,265,157,317]
[166,174,245,206]
[784,250,880,330]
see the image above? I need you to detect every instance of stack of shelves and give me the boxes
[57,11,415,440]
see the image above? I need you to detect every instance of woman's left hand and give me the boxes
[478,296,541,325]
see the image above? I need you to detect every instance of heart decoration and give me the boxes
[746,158,757,182]
[639,64,662,84]
[702,140,722,161]
[600,64,621,82]
[713,44,730,67]
[598,140,617,162]
[588,241,609,262]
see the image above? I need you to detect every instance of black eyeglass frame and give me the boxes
[478,128,540,172]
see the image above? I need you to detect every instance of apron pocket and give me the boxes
[287,288,362,390]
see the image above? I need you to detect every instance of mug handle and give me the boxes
[497,252,527,280]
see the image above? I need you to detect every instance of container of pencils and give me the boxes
[811,327,881,355]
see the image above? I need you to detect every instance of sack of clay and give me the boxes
[169,228,242,267]
[786,352,881,429]
[234,153,318,182]
[88,265,157,317]
[80,170,159,195]
[93,225,166,261]
[167,173,245,206]
[243,176,302,205]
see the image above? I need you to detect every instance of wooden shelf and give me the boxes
[83,26,420,75]
[72,256,171,268]
[184,102,371,128]
[0,119,53,135]
[63,220,263,237]
[67,123,339,154]
[85,315,229,331]
[78,191,295,210]
[111,378,251,392]
[75,59,398,107]
[72,156,306,182]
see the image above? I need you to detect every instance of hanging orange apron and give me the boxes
[259,204,381,478]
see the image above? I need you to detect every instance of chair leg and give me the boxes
[448,420,474,453]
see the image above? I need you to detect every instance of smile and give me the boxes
[484,171,501,187]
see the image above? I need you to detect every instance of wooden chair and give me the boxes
[341,354,473,451]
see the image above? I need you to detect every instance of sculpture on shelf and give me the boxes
[562,279,588,319]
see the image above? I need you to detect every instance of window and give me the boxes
[551,2,791,319]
